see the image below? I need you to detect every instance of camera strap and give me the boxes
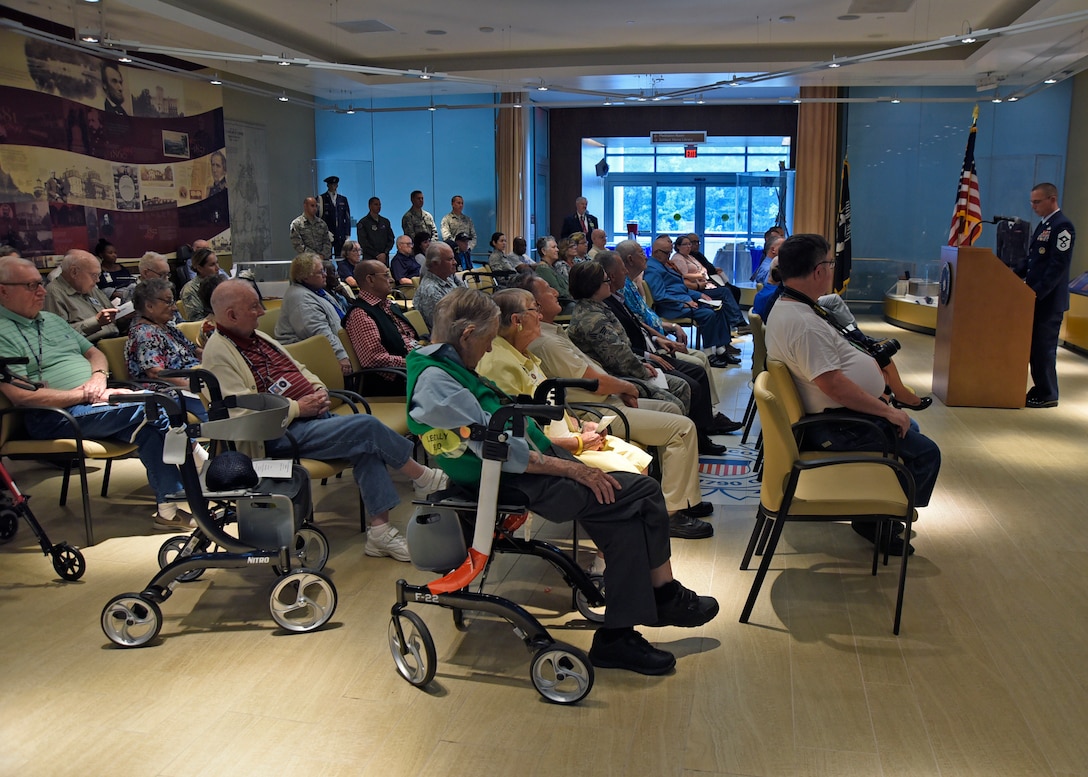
[778,284,875,361]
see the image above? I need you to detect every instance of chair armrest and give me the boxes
[327,388,369,415]
[792,413,900,458]
[0,404,86,448]
[568,402,633,443]
[346,366,407,394]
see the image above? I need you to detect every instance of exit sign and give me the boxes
[684,145,698,158]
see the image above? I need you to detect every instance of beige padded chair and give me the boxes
[96,336,130,382]
[256,306,280,337]
[176,320,203,345]
[740,312,767,445]
[740,370,916,634]
[0,394,138,546]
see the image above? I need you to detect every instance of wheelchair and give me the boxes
[0,357,86,581]
[100,370,337,647]
[389,389,608,705]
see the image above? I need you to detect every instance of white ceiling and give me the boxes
[4,0,1088,107]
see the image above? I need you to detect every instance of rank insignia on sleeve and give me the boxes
[1057,230,1072,252]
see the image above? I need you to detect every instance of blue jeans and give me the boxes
[798,412,941,507]
[264,413,413,518]
[26,403,184,505]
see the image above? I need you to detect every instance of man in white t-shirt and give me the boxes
[764,234,940,554]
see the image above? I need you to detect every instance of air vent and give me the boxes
[847,0,915,12]
[332,19,396,34]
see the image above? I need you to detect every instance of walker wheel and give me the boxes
[101,594,162,647]
[289,526,329,572]
[0,508,18,542]
[574,572,606,623]
[530,642,594,704]
[268,569,337,632]
[389,609,436,688]
[157,536,205,582]
[51,543,85,581]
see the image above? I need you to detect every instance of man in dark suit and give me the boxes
[560,196,598,238]
[319,176,352,258]
[1021,182,1076,408]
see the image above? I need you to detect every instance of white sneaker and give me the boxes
[365,525,411,562]
[412,467,449,499]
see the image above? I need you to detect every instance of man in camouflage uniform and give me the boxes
[401,190,437,241]
[290,197,333,260]
[439,195,477,250]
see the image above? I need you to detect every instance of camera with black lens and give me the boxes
[864,337,901,368]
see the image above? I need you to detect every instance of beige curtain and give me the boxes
[496,92,528,240]
[793,86,840,237]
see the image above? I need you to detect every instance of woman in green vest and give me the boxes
[405,287,718,677]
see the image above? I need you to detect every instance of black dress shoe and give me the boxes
[684,500,714,518]
[707,355,731,368]
[698,439,727,456]
[669,511,714,539]
[589,629,675,675]
[851,521,914,555]
[1026,396,1058,408]
[724,344,742,355]
[708,417,744,435]
[654,580,720,628]
[891,395,933,411]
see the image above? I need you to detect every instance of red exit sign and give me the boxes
[684,145,698,158]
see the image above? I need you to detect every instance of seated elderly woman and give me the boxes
[179,247,222,321]
[274,252,353,375]
[406,287,718,676]
[479,287,650,474]
[669,235,746,322]
[124,277,208,420]
[566,260,728,456]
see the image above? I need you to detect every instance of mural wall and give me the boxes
[0,30,229,262]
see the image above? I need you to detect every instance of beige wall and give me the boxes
[223,87,316,260]
[1065,71,1088,278]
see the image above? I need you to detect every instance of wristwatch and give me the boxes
[93,369,108,377]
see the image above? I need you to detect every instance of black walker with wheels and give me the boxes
[389,398,607,705]
[0,357,86,581]
[100,371,337,647]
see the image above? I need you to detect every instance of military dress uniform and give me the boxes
[1022,209,1076,404]
[319,190,352,257]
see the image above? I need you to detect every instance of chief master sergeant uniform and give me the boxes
[1020,189,1075,407]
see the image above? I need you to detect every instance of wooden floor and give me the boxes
[2,316,1087,777]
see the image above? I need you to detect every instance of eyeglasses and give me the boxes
[83,269,102,280]
[518,304,542,315]
[1,280,46,292]
[147,268,171,279]
[816,260,837,270]
[155,297,176,306]
[600,278,612,286]
[367,272,393,280]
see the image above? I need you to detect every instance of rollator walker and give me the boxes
[390,387,609,705]
[100,370,336,647]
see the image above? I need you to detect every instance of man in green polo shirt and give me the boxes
[0,255,188,530]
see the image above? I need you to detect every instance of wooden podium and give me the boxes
[932,246,1034,408]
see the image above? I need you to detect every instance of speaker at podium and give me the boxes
[932,246,1034,408]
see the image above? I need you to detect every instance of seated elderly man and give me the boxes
[407,287,718,675]
[202,279,447,561]
[644,235,745,360]
[274,252,352,375]
[343,259,420,394]
[414,240,466,329]
[509,273,714,539]
[0,255,189,529]
[765,234,941,555]
[43,250,120,343]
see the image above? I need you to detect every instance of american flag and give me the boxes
[948,106,982,246]
[699,459,751,477]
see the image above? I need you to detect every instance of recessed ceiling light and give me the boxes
[991,97,1002,103]
[425,29,446,35]
[1044,77,1057,84]
[779,15,795,22]
[891,97,901,104]
[428,106,437,111]
[792,98,802,104]
[828,62,841,68]
[838,15,860,21]
[278,94,289,102]
[345,108,355,115]
[80,33,99,43]
[118,56,132,63]
[277,58,291,66]
[513,103,522,108]
[209,74,222,85]
[479,27,494,33]
[962,36,976,44]
[537,85,549,91]
[1007,96,1019,102]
